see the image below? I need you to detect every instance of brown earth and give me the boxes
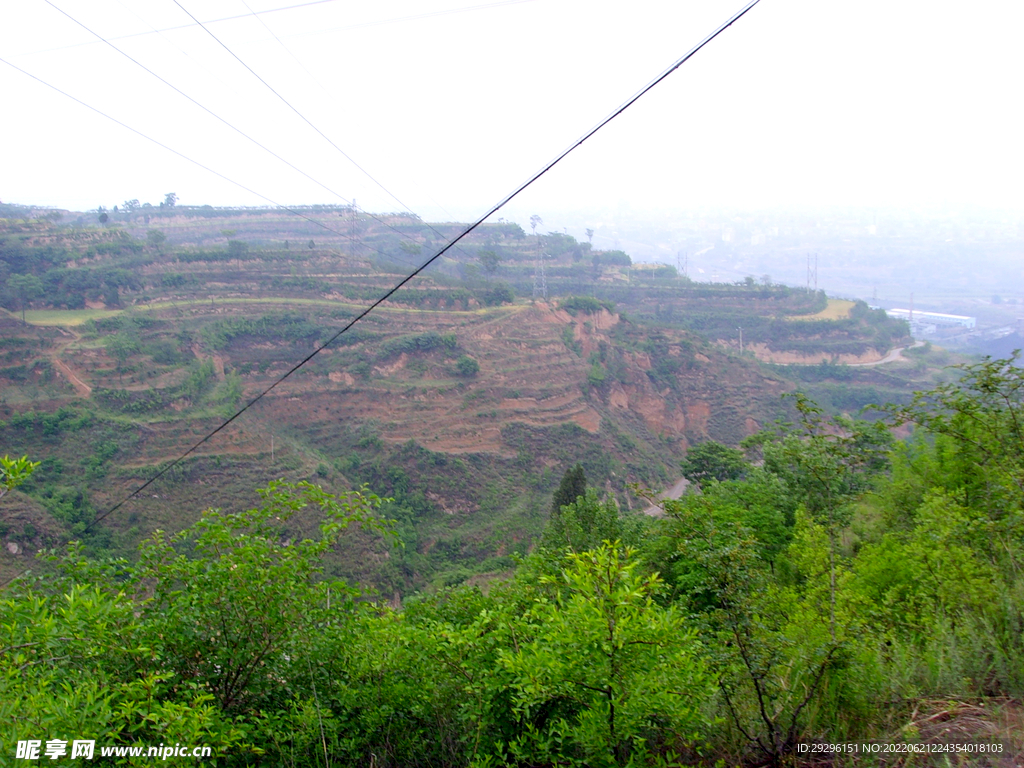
[740,341,885,365]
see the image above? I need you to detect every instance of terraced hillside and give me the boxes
[1,208,914,591]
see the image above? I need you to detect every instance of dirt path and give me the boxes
[849,339,925,367]
[48,328,92,397]
[51,356,92,397]
[641,477,690,518]
[192,344,226,381]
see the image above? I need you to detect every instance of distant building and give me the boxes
[885,308,976,329]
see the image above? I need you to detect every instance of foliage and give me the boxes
[0,454,39,500]
[560,295,615,315]
[455,355,480,377]
[594,250,632,267]
[552,463,587,513]
[679,440,748,486]
[6,344,1024,767]
[379,331,458,359]
[479,282,515,306]
[200,313,323,350]
[134,481,391,715]
[501,543,712,767]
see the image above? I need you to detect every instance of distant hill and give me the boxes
[0,207,936,591]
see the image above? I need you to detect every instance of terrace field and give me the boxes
[0,208,937,591]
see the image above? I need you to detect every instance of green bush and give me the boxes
[455,355,479,377]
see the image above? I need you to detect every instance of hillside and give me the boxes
[1,207,920,591]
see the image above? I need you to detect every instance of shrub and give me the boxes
[455,355,479,377]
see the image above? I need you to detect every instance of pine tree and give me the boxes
[552,463,587,513]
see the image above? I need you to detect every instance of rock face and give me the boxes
[741,342,884,365]
[236,302,781,464]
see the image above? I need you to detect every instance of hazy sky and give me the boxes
[3,0,1024,231]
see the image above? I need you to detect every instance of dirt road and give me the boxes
[48,328,92,397]
[849,340,925,367]
[641,477,690,517]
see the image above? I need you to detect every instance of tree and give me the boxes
[553,463,587,513]
[888,352,1024,512]
[0,454,39,501]
[542,488,639,554]
[585,227,594,245]
[106,331,140,383]
[135,481,390,715]
[680,440,748,486]
[529,214,542,237]
[307,239,315,250]
[478,249,501,275]
[122,199,140,214]
[758,394,890,639]
[7,273,43,324]
[662,497,843,764]
[501,543,713,766]
[455,355,479,377]
[146,229,166,248]
[227,240,249,259]
[163,192,177,208]
[480,282,514,306]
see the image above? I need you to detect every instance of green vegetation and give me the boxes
[679,440,747,485]
[3,206,1005,765]
[455,354,480,377]
[560,295,616,315]
[378,331,458,359]
[4,355,1023,765]
[0,454,39,499]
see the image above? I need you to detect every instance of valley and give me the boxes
[0,204,942,592]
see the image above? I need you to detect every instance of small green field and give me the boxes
[23,307,124,326]
[788,298,855,320]
[22,297,523,327]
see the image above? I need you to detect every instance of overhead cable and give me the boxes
[0,0,763,585]
[0,56,414,264]
[82,0,764,532]
[41,0,438,266]
[170,0,475,258]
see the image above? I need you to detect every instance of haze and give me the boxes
[3,0,1023,287]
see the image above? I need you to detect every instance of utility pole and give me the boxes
[807,253,818,291]
[738,327,743,354]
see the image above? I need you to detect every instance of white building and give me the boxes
[885,309,975,329]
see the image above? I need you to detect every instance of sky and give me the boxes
[3,0,1024,236]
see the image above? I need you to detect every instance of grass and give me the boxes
[23,308,124,326]
[788,298,855,321]
[22,297,525,327]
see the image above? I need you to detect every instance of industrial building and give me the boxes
[885,309,976,329]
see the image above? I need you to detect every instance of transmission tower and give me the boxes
[533,255,548,300]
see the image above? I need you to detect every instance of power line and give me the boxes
[86,0,764,528]
[172,0,419,220]
[235,0,465,227]
[41,0,441,269]
[17,0,537,59]
[43,0,353,208]
[170,0,476,261]
[0,56,416,267]
[1,0,762,585]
